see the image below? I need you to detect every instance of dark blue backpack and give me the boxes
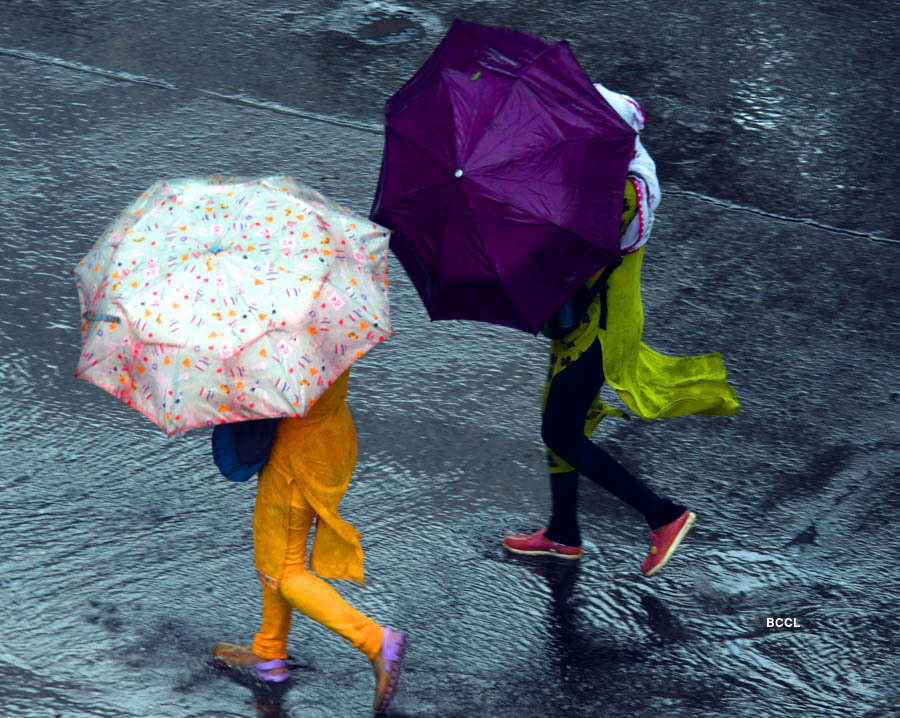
[211,419,280,482]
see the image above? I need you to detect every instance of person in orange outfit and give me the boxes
[213,369,407,713]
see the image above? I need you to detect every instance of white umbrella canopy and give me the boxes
[74,175,391,435]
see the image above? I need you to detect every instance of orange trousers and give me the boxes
[250,476,384,661]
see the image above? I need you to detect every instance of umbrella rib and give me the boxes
[462,42,565,167]
[384,128,457,203]
[433,205,535,332]
[388,175,457,208]
[464,43,633,173]
[469,135,625,182]
[493,214,616,267]
[462,147,625,241]
[491,217,614,332]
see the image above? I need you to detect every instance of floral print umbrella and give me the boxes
[74,175,391,435]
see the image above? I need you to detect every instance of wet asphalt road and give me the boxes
[1,2,898,717]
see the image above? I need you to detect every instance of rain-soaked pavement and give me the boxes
[1,2,898,717]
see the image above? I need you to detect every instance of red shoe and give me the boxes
[641,510,696,577]
[503,528,583,559]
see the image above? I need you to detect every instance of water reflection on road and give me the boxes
[1,1,898,717]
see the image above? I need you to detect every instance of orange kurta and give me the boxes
[253,370,365,585]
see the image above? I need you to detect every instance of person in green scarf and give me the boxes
[504,84,740,576]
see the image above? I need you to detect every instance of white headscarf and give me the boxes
[594,83,661,253]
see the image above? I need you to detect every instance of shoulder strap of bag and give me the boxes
[576,254,623,329]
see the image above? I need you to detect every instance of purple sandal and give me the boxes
[375,627,407,712]
[256,658,290,683]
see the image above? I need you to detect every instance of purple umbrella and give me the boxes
[371,19,636,334]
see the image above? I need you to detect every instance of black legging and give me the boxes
[541,338,683,546]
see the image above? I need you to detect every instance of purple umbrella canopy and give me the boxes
[371,19,636,334]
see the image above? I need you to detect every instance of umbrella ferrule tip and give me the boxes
[454,169,463,178]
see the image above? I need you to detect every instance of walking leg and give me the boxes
[545,470,580,546]
[278,485,384,660]
[278,484,405,710]
[251,580,293,660]
[542,339,684,529]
